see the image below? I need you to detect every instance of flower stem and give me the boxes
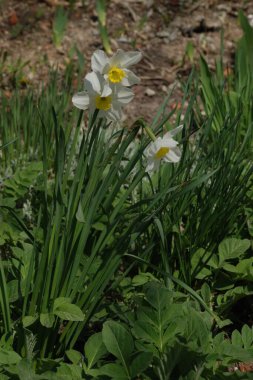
[144,125,156,142]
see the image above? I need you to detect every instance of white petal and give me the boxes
[145,160,155,173]
[110,49,142,68]
[72,91,89,110]
[101,83,112,97]
[114,87,134,105]
[145,141,158,157]
[156,137,177,149]
[85,72,112,98]
[91,50,109,73]
[107,107,122,121]
[146,158,159,173]
[164,147,181,163]
[122,69,140,86]
[166,124,184,138]
[85,72,101,94]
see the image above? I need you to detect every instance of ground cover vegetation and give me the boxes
[0,8,253,380]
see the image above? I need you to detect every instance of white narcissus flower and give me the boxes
[91,49,142,86]
[72,72,134,121]
[145,125,183,173]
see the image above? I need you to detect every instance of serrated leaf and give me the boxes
[216,319,232,329]
[217,342,253,362]
[231,329,242,347]
[241,324,253,349]
[84,332,107,370]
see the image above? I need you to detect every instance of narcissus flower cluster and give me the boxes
[144,125,183,173]
[72,48,182,173]
[72,49,142,121]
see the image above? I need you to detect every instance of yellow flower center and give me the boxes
[95,95,112,111]
[155,147,170,159]
[108,66,126,83]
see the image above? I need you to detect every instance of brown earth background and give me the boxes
[0,0,253,123]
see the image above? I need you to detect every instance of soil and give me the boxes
[1,0,253,373]
[1,0,253,124]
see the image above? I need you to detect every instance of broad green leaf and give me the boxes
[135,340,159,357]
[132,272,155,286]
[137,307,158,328]
[183,307,210,348]
[7,280,19,302]
[55,362,82,378]
[102,321,134,366]
[65,349,82,365]
[40,313,55,328]
[213,272,235,291]
[222,263,238,273]
[22,315,38,328]
[191,248,213,279]
[218,238,250,264]
[145,284,172,311]
[99,363,128,379]
[84,332,107,369]
[200,283,211,305]
[54,303,84,321]
[0,374,9,379]
[92,222,106,231]
[3,359,35,377]
[12,243,33,280]
[163,320,184,345]
[236,258,253,277]
[130,351,153,377]
[133,320,160,346]
[0,349,21,365]
[0,333,14,350]
[53,297,71,310]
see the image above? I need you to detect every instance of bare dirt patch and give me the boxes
[0,0,252,123]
